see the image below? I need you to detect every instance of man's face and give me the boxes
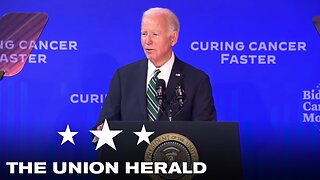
[141,14,177,66]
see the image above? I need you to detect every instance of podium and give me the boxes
[98,121,243,180]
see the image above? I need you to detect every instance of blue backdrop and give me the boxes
[1,0,320,179]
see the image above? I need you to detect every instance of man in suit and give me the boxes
[96,7,216,128]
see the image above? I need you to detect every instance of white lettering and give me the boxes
[53,162,118,174]
[6,162,18,174]
[141,162,153,174]
[125,162,207,174]
[303,113,320,122]
[303,102,320,111]
[0,53,47,63]
[0,40,14,49]
[303,90,320,100]
[126,162,139,174]
[193,162,207,174]
[167,162,182,174]
[33,40,78,50]
[6,162,46,174]
[191,41,245,51]
[248,42,307,51]
[154,162,167,174]
[70,94,107,104]
[221,54,276,65]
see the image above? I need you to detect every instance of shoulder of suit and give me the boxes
[117,59,147,72]
[175,58,208,78]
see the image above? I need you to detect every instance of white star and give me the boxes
[90,119,122,150]
[134,125,154,145]
[58,125,78,145]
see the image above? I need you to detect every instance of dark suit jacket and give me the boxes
[97,57,216,125]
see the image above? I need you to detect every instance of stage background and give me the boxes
[1,0,320,179]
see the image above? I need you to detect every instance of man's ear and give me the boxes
[171,31,179,46]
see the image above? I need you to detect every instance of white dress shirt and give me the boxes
[146,52,175,90]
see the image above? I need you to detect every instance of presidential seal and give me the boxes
[144,133,199,180]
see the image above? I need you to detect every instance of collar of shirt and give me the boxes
[147,52,175,89]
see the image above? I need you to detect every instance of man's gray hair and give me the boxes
[142,7,180,32]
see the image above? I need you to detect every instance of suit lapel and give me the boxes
[137,59,148,121]
[137,57,183,121]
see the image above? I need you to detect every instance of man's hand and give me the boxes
[97,123,104,130]
[92,123,104,143]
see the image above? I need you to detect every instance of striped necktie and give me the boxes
[146,69,161,121]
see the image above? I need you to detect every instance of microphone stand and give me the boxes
[176,85,185,113]
[157,108,168,121]
[168,105,173,122]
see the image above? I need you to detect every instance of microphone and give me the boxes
[156,79,166,110]
[175,78,185,108]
